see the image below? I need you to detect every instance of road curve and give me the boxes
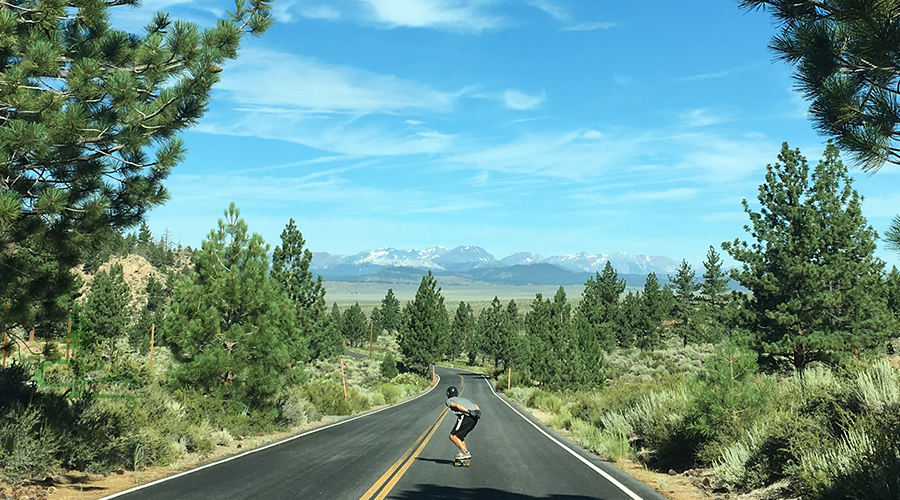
[102,366,669,500]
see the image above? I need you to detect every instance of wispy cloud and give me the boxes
[627,188,698,202]
[197,116,456,156]
[360,0,503,32]
[503,89,546,110]
[676,64,759,82]
[680,108,733,127]
[217,48,459,114]
[302,4,341,19]
[563,21,616,31]
[526,0,568,21]
[613,74,634,86]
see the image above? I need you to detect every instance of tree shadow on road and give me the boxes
[388,484,615,500]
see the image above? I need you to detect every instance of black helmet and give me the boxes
[446,386,459,398]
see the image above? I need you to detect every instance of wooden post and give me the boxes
[340,357,348,399]
[28,326,34,343]
[369,320,373,359]
[149,323,155,368]
[2,300,7,368]
[508,366,512,391]
[65,318,72,361]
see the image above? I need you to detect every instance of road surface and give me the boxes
[103,366,669,500]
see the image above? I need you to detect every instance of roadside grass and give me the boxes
[0,335,432,486]
[501,346,900,500]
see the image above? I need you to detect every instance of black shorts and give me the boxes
[451,414,477,439]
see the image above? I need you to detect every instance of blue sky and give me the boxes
[116,0,900,269]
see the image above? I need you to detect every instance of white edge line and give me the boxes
[99,374,442,500]
[479,375,645,500]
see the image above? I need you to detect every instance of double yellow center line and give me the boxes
[358,406,449,500]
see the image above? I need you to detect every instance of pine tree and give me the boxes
[698,245,732,342]
[128,274,166,354]
[370,306,384,340]
[723,143,893,371]
[453,301,478,364]
[577,262,625,350]
[81,263,131,355]
[477,297,517,370]
[271,218,328,359]
[618,291,643,348]
[309,311,344,360]
[165,204,300,408]
[887,267,900,318]
[380,289,402,335]
[636,272,666,349]
[523,287,599,389]
[738,0,900,171]
[0,0,273,331]
[399,271,450,372]
[670,259,700,346]
[342,303,368,348]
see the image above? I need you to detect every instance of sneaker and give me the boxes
[455,451,467,460]
[461,451,472,459]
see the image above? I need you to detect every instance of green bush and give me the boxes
[0,406,58,484]
[494,369,528,391]
[131,428,182,470]
[547,405,574,430]
[278,386,320,426]
[391,372,428,389]
[525,390,562,412]
[380,352,399,379]
[378,384,402,404]
[791,399,900,499]
[301,380,370,416]
[685,343,768,443]
[505,386,536,404]
[626,388,695,471]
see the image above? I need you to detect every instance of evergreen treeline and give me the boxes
[0,206,432,485]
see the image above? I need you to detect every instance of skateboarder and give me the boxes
[445,386,480,463]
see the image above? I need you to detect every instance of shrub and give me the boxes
[131,428,182,470]
[852,358,900,413]
[301,380,370,416]
[627,387,695,471]
[0,407,58,484]
[525,390,562,412]
[494,369,528,391]
[378,384,402,405]
[278,386,319,426]
[505,387,536,404]
[685,343,767,443]
[391,372,428,389]
[547,405,574,430]
[791,412,900,499]
[380,352,399,379]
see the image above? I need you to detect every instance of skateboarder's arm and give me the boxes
[449,401,469,413]
[449,402,479,414]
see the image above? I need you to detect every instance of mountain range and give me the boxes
[311,246,680,286]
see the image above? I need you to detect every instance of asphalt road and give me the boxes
[103,366,669,500]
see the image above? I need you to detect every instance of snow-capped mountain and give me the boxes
[310,246,678,278]
[542,251,678,275]
[437,245,499,271]
[499,252,544,266]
